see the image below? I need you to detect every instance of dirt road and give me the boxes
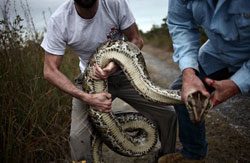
[103,45,250,163]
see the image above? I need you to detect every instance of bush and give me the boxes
[141,17,208,51]
[0,1,79,162]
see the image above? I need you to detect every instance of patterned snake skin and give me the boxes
[82,40,213,162]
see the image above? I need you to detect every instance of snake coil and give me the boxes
[82,40,212,163]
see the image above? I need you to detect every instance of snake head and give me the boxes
[185,91,213,124]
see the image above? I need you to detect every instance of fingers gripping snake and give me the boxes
[82,40,213,163]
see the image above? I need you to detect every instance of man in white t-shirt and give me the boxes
[41,0,177,162]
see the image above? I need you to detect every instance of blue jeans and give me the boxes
[170,66,234,159]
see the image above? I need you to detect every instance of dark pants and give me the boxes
[170,66,234,159]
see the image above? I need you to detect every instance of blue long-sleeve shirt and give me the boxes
[167,0,250,95]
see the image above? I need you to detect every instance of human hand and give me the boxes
[90,62,119,80]
[182,68,212,124]
[182,68,210,102]
[204,78,240,106]
[85,92,112,112]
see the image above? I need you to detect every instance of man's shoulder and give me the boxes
[50,0,74,20]
[101,0,127,9]
[102,0,125,5]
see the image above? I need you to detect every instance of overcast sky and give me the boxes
[0,0,169,32]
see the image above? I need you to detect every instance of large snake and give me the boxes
[82,40,213,163]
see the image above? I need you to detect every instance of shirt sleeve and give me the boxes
[230,59,250,95]
[167,0,200,72]
[41,17,66,55]
[117,0,135,30]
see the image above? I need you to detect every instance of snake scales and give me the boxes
[82,40,213,163]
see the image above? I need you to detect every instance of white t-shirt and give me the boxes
[41,0,135,72]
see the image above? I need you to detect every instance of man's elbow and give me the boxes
[133,37,144,50]
[43,66,54,82]
[43,68,50,81]
[138,37,144,49]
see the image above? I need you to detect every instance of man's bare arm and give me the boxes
[122,23,143,50]
[43,52,112,111]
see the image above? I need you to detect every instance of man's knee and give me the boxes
[169,110,177,122]
[155,108,177,131]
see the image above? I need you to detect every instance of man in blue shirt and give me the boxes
[159,0,250,162]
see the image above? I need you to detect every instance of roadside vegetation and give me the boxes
[140,17,208,51]
[1,1,249,163]
[0,1,79,162]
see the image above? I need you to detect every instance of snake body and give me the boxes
[82,40,212,162]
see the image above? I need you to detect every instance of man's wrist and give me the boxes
[229,80,240,95]
[77,90,90,104]
[183,68,197,77]
[113,62,120,72]
[84,93,92,103]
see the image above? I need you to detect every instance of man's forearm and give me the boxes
[44,68,90,103]
[122,23,144,50]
